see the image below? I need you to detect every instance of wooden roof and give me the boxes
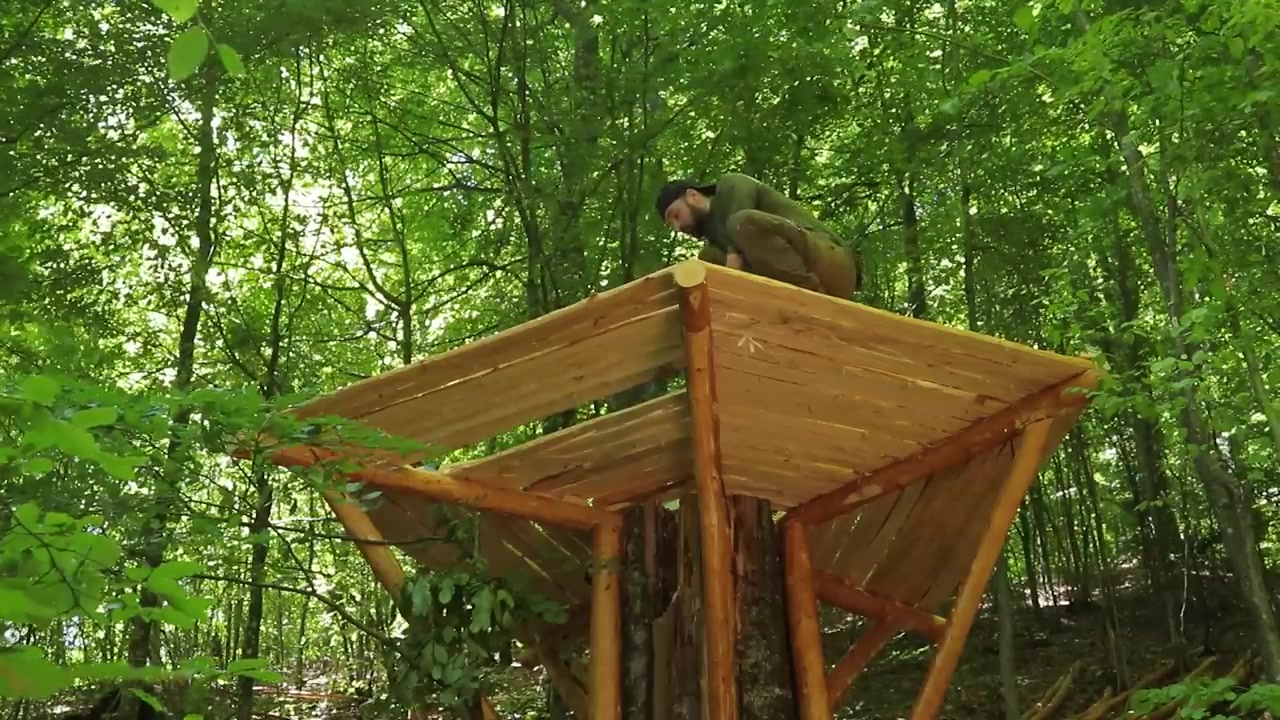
[291,260,1099,614]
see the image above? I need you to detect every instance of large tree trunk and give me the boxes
[623,497,800,720]
[731,498,798,720]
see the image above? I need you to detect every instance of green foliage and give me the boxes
[1131,677,1280,719]
[148,0,245,80]
[392,567,569,714]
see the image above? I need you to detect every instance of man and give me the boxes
[654,172,861,298]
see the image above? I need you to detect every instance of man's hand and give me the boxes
[726,252,745,270]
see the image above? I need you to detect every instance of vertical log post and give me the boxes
[591,519,624,720]
[782,520,830,720]
[910,418,1056,720]
[673,260,737,720]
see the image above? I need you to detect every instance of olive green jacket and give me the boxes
[702,172,842,254]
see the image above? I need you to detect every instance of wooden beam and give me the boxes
[782,520,830,720]
[590,519,623,720]
[323,491,408,596]
[813,571,946,644]
[909,417,1056,720]
[826,619,901,711]
[784,369,1100,527]
[259,444,616,530]
[673,259,738,720]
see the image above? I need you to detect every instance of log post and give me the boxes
[673,259,737,720]
[910,418,1056,720]
[592,519,624,720]
[782,520,830,720]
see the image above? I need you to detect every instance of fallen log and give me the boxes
[1068,659,1175,720]
[1023,660,1081,720]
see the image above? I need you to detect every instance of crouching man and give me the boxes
[655,173,861,298]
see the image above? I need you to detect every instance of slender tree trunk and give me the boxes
[127,62,220,673]
[995,554,1020,720]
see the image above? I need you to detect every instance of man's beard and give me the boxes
[689,206,712,238]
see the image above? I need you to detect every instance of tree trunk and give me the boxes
[127,61,220,673]
[731,498,797,720]
[994,553,1020,720]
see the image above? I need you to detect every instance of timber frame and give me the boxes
[232,259,1102,720]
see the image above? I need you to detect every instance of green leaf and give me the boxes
[968,69,993,87]
[439,579,455,605]
[217,44,246,77]
[131,688,165,712]
[227,657,270,673]
[20,376,60,405]
[21,457,54,475]
[1228,36,1244,59]
[98,454,145,481]
[71,406,118,428]
[53,421,101,459]
[0,587,59,625]
[168,26,210,81]
[152,560,203,582]
[1014,5,1036,33]
[150,0,199,23]
[433,644,448,664]
[0,646,72,698]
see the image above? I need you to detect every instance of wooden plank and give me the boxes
[783,369,1101,526]
[704,263,1094,390]
[294,267,679,421]
[914,405,1087,611]
[711,303,1030,405]
[859,450,1008,604]
[712,323,1004,430]
[718,387,927,468]
[912,451,1013,610]
[716,345,993,440]
[543,438,692,501]
[809,492,900,575]
[446,392,689,490]
[364,307,685,453]
[828,480,928,587]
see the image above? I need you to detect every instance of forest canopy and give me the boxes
[3,0,1280,718]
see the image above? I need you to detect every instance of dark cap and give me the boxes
[655,179,716,219]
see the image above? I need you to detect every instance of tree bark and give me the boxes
[731,498,797,720]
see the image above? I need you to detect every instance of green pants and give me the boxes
[698,210,860,298]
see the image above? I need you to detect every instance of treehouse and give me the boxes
[235,259,1101,720]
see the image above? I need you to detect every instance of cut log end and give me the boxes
[672,259,708,288]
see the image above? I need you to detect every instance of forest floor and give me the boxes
[840,578,1261,719]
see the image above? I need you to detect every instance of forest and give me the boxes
[3,0,1280,718]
